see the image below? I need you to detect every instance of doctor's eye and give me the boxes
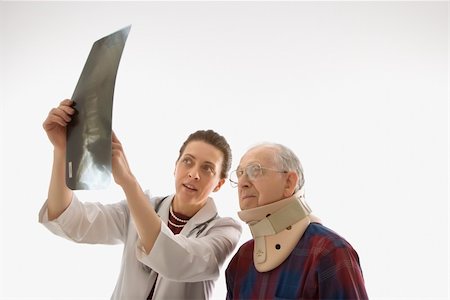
[201,164,216,175]
[181,157,193,166]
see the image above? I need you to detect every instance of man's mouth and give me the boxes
[241,195,256,200]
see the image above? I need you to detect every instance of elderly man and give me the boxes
[226,143,368,299]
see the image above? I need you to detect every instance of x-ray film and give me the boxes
[66,25,131,190]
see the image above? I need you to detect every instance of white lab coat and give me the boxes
[39,191,242,300]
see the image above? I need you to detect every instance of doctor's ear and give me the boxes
[213,178,225,192]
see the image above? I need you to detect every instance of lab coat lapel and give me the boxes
[155,195,173,226]
[180,197,217,237]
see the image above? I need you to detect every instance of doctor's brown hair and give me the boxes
[177,130,232,179]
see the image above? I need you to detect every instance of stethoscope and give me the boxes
[155,196,218,238]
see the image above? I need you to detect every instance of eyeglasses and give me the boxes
[229,163,288,188]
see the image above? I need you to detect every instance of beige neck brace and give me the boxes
[238,189,312,272]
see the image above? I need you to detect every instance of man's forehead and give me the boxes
[240,146,277,164]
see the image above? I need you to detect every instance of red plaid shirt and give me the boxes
[226,222,368,299]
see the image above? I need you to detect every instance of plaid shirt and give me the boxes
[226,222,368,300]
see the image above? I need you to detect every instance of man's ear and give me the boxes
[213,178,226,192]
[284,171,299,197]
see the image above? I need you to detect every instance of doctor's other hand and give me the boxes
[111,131,136,187]
[42,99,75,151]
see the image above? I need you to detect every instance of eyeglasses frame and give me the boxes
[229,162,288,187]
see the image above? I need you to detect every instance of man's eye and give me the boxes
[236,170,244,177]
[248,165,260,177]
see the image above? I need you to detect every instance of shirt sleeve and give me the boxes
[38,193,129,244]
[136,217,242,282]
[317,244,369,299]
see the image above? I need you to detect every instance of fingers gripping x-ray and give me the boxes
[66,25,131,190]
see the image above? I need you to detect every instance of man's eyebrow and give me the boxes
[237,161,259,169]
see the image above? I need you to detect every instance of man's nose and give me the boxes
[238,173,251,188]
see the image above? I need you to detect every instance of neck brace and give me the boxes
[238,189,312,272]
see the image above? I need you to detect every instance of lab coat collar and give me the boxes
[158,194,218,237]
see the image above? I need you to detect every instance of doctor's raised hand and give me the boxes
[111,131,134,186]
[42,99,75,150]
[39,101,242,300]
[110,131,163,254]
[41,99,75,220]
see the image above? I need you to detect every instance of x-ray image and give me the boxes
[66,25,131,190]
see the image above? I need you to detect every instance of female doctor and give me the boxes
[39,99,242,299]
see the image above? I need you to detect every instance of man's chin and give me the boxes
[239,198,258,210]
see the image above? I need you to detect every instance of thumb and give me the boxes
[112,130,120,143]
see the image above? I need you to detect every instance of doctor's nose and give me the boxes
[188,169,200,180]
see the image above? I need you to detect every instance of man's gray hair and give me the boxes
[248,142,305,191]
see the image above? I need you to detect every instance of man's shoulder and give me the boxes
[303,222,355,250]
[231,239,254,257]
[226,239,254,272]
[240,239,255,249]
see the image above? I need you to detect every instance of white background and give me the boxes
[0,1,448,299]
